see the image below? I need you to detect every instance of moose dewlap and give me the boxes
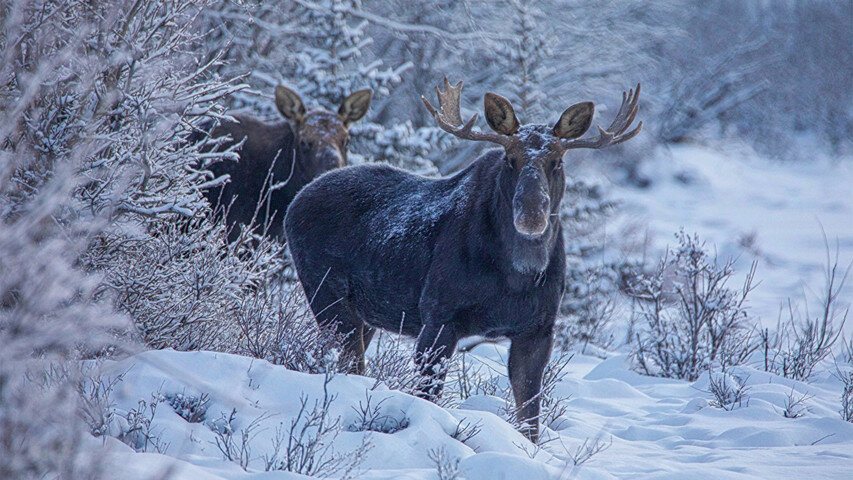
[285,78,641,442]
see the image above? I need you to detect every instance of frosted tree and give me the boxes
[499,0,553,118]
[203,0,443,174]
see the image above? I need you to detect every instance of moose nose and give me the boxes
[512,167,550,236]
[318,145,344,169]
[514,211,549,236]
[512,192,550,236]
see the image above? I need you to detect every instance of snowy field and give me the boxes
[612,143,853,334]
[82,145,853,479]
[90,345,852,480]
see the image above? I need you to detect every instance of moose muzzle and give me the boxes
[512,167,550,237]
[317,145,345,171]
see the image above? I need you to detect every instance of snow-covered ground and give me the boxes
[610,143,853,334]
[86,145,852,479]
[91,345,852,480]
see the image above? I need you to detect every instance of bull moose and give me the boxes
[200,86,372,241]
[285,79,641,441]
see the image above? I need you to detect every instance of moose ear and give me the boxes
[553,102,594,140]
[275,85,306,124]
[483,92,519,136]
[338,89,373,125]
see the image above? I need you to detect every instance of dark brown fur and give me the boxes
[200,86,372,241]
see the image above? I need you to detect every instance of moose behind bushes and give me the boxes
[200,86,372,241]
[286,78,641,441]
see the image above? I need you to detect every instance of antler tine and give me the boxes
[422,77,513,147]
[608,83,641,136]
[562,83,643,150]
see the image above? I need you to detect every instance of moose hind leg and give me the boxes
[303,278,367,374]
[338,320,371,375]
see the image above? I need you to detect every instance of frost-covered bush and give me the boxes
[834,339,853,423]
[0,0,285,355]
[556,177,632,353]
[166,392,210,424]
[347,392,410,434]
[366,330,423,395]
[629,231,758,381]
[261,371,373,478]
[202,0,444,174]
[0,1,142,476]
[706,371,750,411]
[0,0,320,356]
[429,446,462,480]
[760,246,849,381]
[232,281,344,374]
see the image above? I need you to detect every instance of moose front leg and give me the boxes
[414,322,458,401]
[508,327,554,443]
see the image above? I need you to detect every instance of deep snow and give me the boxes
[91,344,853,480]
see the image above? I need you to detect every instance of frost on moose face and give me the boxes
[504,125,567,237]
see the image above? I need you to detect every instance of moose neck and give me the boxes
[490,157,560,277]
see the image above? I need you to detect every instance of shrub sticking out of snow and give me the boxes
[165,392,210,424]
[347,391,410,434]
[366,329,423,395]
[705,371,750,411]
[568,434,613,466]
[629,230,758,380]
[759,240,849,382]
[116,394,169,454]
[429,446,462,480]
[259,370,373,478]
[211,408,263,471]
[781,388,812,419]
[835,339,853,422]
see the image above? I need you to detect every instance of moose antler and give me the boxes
[561,84,643,150]
[422,77,514,148]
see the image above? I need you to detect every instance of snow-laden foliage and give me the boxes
[1,1,137,476]
[760,245,849,381]
[555,177,631,353]
[629,231,758,380]
[498,0,553,118]
[202,0,445,174]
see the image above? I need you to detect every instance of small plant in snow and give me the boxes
[538,352,574,431]
[366,328,422,396]
[347,392,409,434]
[706,371,750,411]
[166,391,211,424]
[429,446,462,480]
[760,241,849,381]
[833,339,853,422]
[117,394,169,454]
[568,434,613,466]
[451,418,483,444]
[233,281,344,374]
[445,349,503,403]
[77,369,125,438]
[262,370,372,478]
[629,231,758,381]
[839,371,853,423]
[211,408,268,471]
[781,388,812,419]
